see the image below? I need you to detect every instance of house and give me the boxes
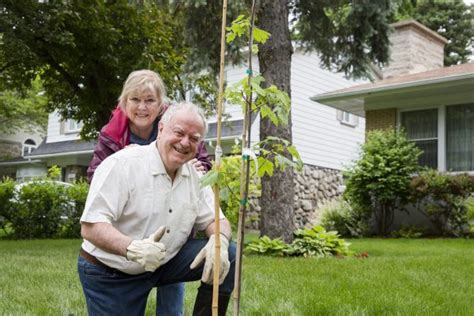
[0,111,95,182]
[207,50,367,228]
[0,127,45,181]
[313,20,474,174]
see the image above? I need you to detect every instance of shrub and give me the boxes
[466,197,474,236]
[410,170,474,236]
[391,225,425,238]
[246,225,353,258]
[344,129,422,235]
[288,226,353,257]
[0,177,15,234]
[245,235,289,256]
[60,181,89,238]
[10,181,69,239]
[319,198,369,237]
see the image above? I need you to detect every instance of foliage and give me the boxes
[9,181,69,239]
[292,0,394,79]
[288,225,353,257]
[393,0,473,66]
[319,198,369,238]
[245,235,289,256]
[0,175,89,239]
[0,177,15,234]
[390,224,425,238]
[410,170,474,236]
[344,129,422,235]
[246,225,353,258]
[61,181,89,239]
[0,1,185,138]
[0,77,48,134]
[467,197,474,236]
[201,154,260,229]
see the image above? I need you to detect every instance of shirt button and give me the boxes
[167,229,171,233]
[169,209,172,213]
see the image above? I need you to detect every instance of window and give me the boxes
[22,139,37,157]
[336,110,359,127]
[401,109,438,169]
[446,103,474,171]
[64,119,83,133]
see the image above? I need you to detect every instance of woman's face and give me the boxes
[125,89,161,132]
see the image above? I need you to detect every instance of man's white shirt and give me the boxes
[81,141,224,275]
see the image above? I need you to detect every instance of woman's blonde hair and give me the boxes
[118,69,166,110]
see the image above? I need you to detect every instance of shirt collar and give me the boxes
[148,141,190,178]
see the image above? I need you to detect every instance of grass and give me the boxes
[0,238,473,315]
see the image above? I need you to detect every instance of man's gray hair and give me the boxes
[161,102,208,138]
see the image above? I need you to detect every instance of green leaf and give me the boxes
[199,170,219,188]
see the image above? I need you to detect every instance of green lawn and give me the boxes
[0,238,473,315]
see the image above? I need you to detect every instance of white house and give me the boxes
[0,112,95,182]
[0,127,45,181]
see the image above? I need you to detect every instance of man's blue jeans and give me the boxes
[156,282,185,315]
[78,239,236,316]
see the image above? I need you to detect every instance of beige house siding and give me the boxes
[366,109,397,132]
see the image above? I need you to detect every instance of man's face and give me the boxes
[157,110,204,174]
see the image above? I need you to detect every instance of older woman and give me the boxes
[86,69,212,315]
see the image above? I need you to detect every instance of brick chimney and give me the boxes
[383,19,448,79]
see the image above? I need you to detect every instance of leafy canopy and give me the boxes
[0,1,185,138]
[0,77,47,134]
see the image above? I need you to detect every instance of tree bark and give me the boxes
[257,0,295,242]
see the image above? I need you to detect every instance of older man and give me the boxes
[78,102,235,316]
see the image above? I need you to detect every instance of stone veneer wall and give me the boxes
[0,140,22,159]
[247,164,344,230]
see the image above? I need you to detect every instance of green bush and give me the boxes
[60,181,89,238]
[2,177,90,239]
[0,177,15,234]
[344,129,422,235]
[246,225,353,257]
[466,197,474,236]
[10,181,69,239]
[319,199,369,237]
[391,224,425,238]
[245,235,289,256]
[410,170,474,236]
[288,226,353,257]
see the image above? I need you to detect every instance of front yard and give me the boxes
[0,238,473,315]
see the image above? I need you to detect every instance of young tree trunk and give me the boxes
[257,0,295,242]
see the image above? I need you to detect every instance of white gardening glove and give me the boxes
[190,234,230,285]
[126,226,166,272]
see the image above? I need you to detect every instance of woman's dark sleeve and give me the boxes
[195,141,212,171]
[86,134,120,183]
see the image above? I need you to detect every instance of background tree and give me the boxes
[0,77,48,134]
[0,0,185,138]
[393,0,473,66]
[177,0,394,241]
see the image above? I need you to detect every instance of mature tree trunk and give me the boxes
[257,0,295,242]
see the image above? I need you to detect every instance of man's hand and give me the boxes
[126,226,166,272]
[190,234,230,285]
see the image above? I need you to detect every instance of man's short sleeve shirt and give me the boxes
[80,142,223,275]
